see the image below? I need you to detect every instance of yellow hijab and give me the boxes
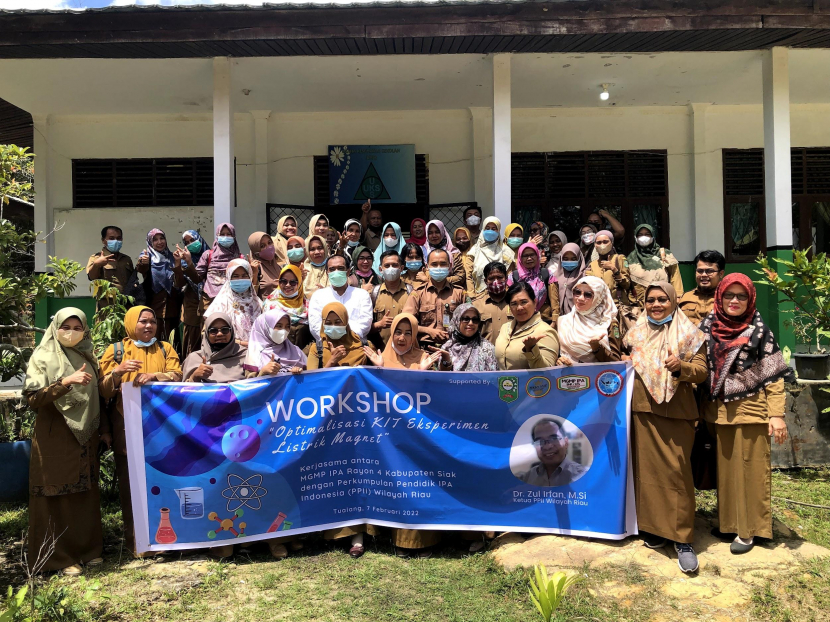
[318,302,367,367]
[380,314,424,369]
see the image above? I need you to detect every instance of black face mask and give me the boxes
[368,223,383,233]
[210,340,227,352]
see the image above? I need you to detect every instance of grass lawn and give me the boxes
[2,468,830,622]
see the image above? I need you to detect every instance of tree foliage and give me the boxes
[0,145,35,207]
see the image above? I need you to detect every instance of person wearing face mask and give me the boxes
[284,235,308,270]
[463,205,483,245]
[359,201,384,251]
[136,228,183,341]
[204,259,262,345]
[263,265,311,349]
[699,275,792,555]
[403,248,466,349]
[507,242,560,327]
[100,306,182,557]
[466,217,516,297]
[87,226,136,312]
[422,219,466,289]
[303,235,331,301]
[406,218,427,247]
[454,226,473,257]
[172,229,208,359]
[622,282,707,574]
[401,242,430,290]
[578,224,599,261]
[273,214,298,265]
[308,254,373,343]
[546,231,567,273]
[554,243,587,315]
[370,250,414,349]
[585,230,631,310]
[678,250,726,326]
[334,219,363,265]
[371,222,406,274]
[24,308,103,575]
[246,309,307,378]
[557,276,621,365]
[473,261,513,345]
[247,231,282,299]
[187,222,245,308]
[307,302,371,369]
[503,223,525,254]
[626,224,684,307]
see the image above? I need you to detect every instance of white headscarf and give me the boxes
[204,258,262,342]
[468,216,514,293]
[557,275,618,363]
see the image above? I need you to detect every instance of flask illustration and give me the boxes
[155,507,178,544]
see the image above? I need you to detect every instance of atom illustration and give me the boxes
[222,473,268,512]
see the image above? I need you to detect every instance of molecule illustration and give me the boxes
[207,508,247,539]
[222,473,267,512]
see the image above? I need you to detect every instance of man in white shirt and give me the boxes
[308,254,373,341]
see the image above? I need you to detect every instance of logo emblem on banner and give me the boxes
[525,376,551,398]
[596,370,624,397]
[498,376,519,402]
[557,375,590,392]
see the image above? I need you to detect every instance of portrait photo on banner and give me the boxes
[509,414,594,488]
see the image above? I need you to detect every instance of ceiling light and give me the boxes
[600,84,610,101]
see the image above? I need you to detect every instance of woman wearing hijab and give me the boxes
[503,223,525,255]
[578,223,599,262]
[246,310,308,377]
[421,219,465,288]
[626,224,684,307]
[348,245,380,292]
[307,302,369,369]
[100,306,182,556]
[307,213,330,241]
[189,222,245,307]
[557,276,622,364]
[24,308,102,575]
[204,259,262,344]
[273,214,298,265]
[332,218,363,266]
[263,265,311,349]
[622,282,707,574]
[699,274,793,555]
[529,221,550,252]
[174,229,208,359]
[554,243,587,315]
[466,217,516,297]
[546,231,567,272]
[136,228,182,340]
[406,218,427,247]
[285,235,307,271]
[437,304,498,372]
[454,226,473,257]
[303,235,330,301]
[495,282,560,370]
[372,222,407,274]
[585,230,631,307]
[247,231,282,299]
[508,242,560,326]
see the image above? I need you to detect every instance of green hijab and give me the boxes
[626,224,668,271]
[23,307,100,445]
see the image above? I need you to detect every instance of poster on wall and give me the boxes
[328,144,416,205]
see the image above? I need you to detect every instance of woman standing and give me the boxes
[204,259,262,345]
[263,265,311,350]
[24,309,102,575]
[504,223,525,253]
[557,276,621,364]
[495,282,560,370]
[174,229,208,359]
[372,222,407,274]
[700,274,793,554]
[578,223,598,261]
[623,282,707,574]
[303,235,330,301]
[421,220,465,288]
[99,306,182,556]
[285,235,307,273]
[406,218,427,247]
[585,230,631,308]
[190,222,244,308]
[307,213,331,241]
[454,226,473,257]
[508,242,560,326]
[546,231,567,272]
[136,228,182,341]
[273,214,298,265]
[247,231,282,299]
[401,242,429,290]
[626,224,684,306]
[554,243,587,316]
[466,217,515,297]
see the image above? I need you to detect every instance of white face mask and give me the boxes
[636,235,653,247]
[382,266,402,281]
[581,233,595,245]
[465,215,481,227]
[384,236,397,247]
[56,329,84,348]
[271,328,289,344]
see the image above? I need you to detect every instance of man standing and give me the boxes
[403,248,465,348]
[473,261,512,345]
[359,201,384,252]
[370,250,413,349]
[308,254,373,341]
[587,209,625,246]
[86,226,135,310]
[518,419,587,487]
[463,205,483,245]
[678,250,725,325]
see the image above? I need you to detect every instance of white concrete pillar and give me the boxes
[491,54,512,226]
[251,110,271,218]
[213,57,235,225]
[469,107,493,216]
[762,47,793,249]
[689,103,723,254]
[32,114,50,271]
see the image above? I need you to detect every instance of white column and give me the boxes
[213,57,235,225]
[469,107,493,216]
[251,110,271,224]
[32,114,50,271]
[491,54,512,226]
[689,103,723,254]
[762,47,793,249]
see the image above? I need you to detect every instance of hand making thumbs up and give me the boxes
[664,347,681,373]
[261,353,281,376]
[62,363,92,387]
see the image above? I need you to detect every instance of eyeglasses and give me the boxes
[645,297,670,304]
[696,269,719,275]
[533,437,564,448]
[574,290,594,300]
[459,316,481,325]
[358,257,372,263]
[278,279,298,287]
[722,292,749,302]
[208,327,231,336]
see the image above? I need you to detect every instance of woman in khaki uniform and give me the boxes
[623,282,707,574]
[699,274,793,554]
[495,282,560,370]
[585,230,631,307]
[174,229,208,359]
[24,308,103,575]
[625,224,684,307]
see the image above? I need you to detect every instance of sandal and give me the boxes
[468,540,486,554]
[62,564,83,576]
[268,543,288,560]
[348,543,365,559]
[86,557,104,567]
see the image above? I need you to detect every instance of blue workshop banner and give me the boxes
[328,144,416,205]
[123,364,636,553]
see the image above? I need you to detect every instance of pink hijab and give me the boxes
[422,219,459,260]
[508,242,556,311]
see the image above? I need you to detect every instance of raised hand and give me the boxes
[137,250,150,266]
[328,344,347,366]
[377,311,393,330]
[261,353,281,376]
[664,347,681,373]
[62,363,92,387]
[529,235,544,247]
[361,200,371,213]
[420,350,443,370]
[193,354,214,381]
[339,231,350,250]
[363,346,384,367]
[522,335,543,352]
[93,252,117,267]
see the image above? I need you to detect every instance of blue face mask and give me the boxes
[561,260,580,271]
[324,325,347,340]
[287,248,305,262]
[217,236,234,248]
[229,278,251,293]
[482,229,499,243]
[406,260,423,272]
[328,270,348,288]
[135,337,157,348]
[429,267,450,281]
[506,237,523,249]
[106,239,123,253]
[648,313,673,326]
[347,239,359,247]
[310,260,327,268]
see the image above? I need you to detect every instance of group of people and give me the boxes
[24,203,792,576]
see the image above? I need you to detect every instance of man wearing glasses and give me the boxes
[518,418,587,487]
[678,250,725,325]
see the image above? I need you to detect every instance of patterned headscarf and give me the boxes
[203,258,262,342]
[145,228,176,294]
[422,219,459,259]
[202,222,242,298]
[558,276,618,363]
[440,303,498,371]
[626,223,666,271]
[509,242,556,311]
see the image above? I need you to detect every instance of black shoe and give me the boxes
[730,537,755,555]
[674,542,699,573]
[642,533,668,549]
[711,527,737,541]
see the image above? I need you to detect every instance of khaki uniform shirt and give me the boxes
[585,254,631,306]
[702,378,786,425]
[678,288,715,326]
[86,249,134,308]
[372,281,412,346]
[363,229,381,252]
[631,345,708,420]
[494,313,560,370]
[473,295,512,346]
[402,279,466,345]
[518,459,588,487]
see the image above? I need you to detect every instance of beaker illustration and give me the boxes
[155,507,177,544]
[175,487,205,519]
